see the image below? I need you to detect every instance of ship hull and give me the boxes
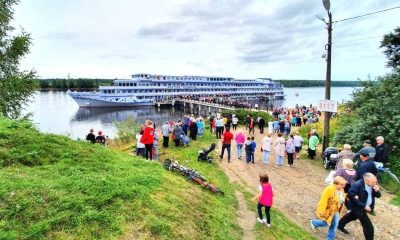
[68,92,153,107]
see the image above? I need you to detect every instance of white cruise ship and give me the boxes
[67,73,285,107]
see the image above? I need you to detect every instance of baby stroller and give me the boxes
[197,143,216,163]
[181,133,190,147]
[323,147,339,169]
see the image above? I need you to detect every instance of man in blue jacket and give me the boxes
[338,173,381,240]
[356,149,378,180]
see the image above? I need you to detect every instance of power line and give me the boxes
[333,6,400,23]
[332,35,382,45]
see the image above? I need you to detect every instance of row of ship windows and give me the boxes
[115,82,269,87]
[133,74,230,81]
[101,89,269,94]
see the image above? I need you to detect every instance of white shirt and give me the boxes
[232,117,238,125]
[293,135,304,147]
[262,137,272,151]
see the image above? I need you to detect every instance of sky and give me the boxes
[12,0,400,80]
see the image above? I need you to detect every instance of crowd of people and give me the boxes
[84,108,390,240]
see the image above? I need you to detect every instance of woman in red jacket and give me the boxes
[140,120,155,160]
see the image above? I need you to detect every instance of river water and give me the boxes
[26,87,356,139]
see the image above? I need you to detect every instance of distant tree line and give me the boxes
[275,80,364,88]
[38,78,114,90]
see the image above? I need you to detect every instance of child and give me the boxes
[244,137,252,164]
[136,130,145,157]
[252,173,274,227]
[251,136,256,164]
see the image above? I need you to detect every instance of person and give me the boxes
[335,144,355,170]
[189,119,198,140]
[250,136,256,164]
[215,117,224,139]
[95,131,105,145]
[274,133,285,166]
[356,149,378,180]
[273,119,279,133]
[161,122,171,148]
[286,134,295,167]
[258,117,265,134]
[209,114,215,133]
[235,130,246,160]
[232,114,239,131]
[86,129,96,144]
[310,176,347,240]
[252,173,274,227]
[338,173,381,240]
[254,103,259,110]
[308,132,319,159]
[356,140,376,160]
[293,132,303,159]
[135,130,145,157]
[140,120,155,160]
[283,120,290,136]
[152,129,159,160]
[333,159,357,191]
[245,114,250,130]
[105,135,110,147]
[374,136,389,165]
[220,127,234,162]
[244,137,253,164]
[173,123,182,147]
[248,117,255,135]
[197,118,204,137]
[261,133,272,164]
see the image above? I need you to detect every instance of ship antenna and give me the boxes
[67,73,70,91]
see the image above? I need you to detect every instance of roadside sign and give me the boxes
[318,100,337,112]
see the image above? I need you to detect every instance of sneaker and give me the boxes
[309,220,316,232]
[266,223,271,228]
[257,218,264,224]
[338,226,350,234]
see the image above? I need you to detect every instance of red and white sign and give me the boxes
[318,100,337,113]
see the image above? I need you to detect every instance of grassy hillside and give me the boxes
[0,117,240,239]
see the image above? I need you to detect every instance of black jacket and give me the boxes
[258,118,265,127]
[347,179,381,213]
[356,160,378,180]
[86,133,96,143]
[375,143,389,164]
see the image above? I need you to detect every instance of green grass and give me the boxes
[0,118,317,239]
[235,186,316,240]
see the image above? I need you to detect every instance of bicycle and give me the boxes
[163,158,224,195]
[376,164,399,194]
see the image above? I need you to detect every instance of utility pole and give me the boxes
[323,11,332,151]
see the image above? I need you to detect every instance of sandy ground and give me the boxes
[217,127,400,240]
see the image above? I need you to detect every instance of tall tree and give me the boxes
[0,0,38,119]
[380,26,400,69]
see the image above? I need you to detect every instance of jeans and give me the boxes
[287,153,294,165]
[221,144,231,162]
[311,213,339,240]
[145,144,153,160]
[262,151,270,164]
[163,136,169,148]
[276,155,283,165]
[246,150,252,163]
[237,144,243,159]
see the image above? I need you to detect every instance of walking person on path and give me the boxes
[274,133,286,166]
[220,127,234,163]
[244,137,253,164]
[248,117,255,135]
[161,121,171,148]
[258,116,265,134]
[215,117,224,139]
[261,133,272,164]
[173,123,182,147]
[356,149,378,180]
[197,118,204,137]
[140,120,155,160]
[250,136,256,164]
[335,144,355,170]
[235,130,246,160]
[189,119,198,140]
[286,134,295,167]
[293,132,303,159]
[232,114,239,131]
[310,176,347,240]
[252,173,274,227]
[337,173,381,240]
[308,132,319,159]
[245,114,250,130]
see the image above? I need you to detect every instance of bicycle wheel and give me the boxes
[377,170,400,194]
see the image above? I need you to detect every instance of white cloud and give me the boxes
[13,0,400,80]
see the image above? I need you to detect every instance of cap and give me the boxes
[364,140,371,145]
[359,148,370,157]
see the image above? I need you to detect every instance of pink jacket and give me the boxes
[235,133,245,144]
[259,183,274,206]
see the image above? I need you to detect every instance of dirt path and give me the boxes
[218,127,400,240]
[235,191,256,240]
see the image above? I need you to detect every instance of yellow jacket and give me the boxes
[316,185,344,224]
